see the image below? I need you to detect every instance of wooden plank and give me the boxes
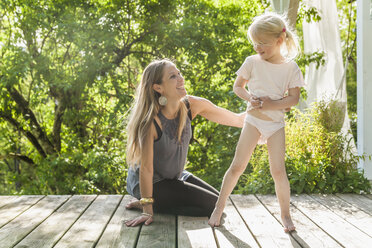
[14,195,96,248]
[136,213,176,248]
[230,195,300,248]
[291,194,372,248]
[311,194,372,238]
[214,198,260,248]
[0,195,20,208]
[256,194,342,248]
[54,195,122,248]
[365,194,372,200]
[0,195,70,248]
[336,194,372,215]
[96,195,141,248]
[177,216,216,248]
[0,195,43,228]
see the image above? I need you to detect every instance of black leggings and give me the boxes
[152,175,219,217]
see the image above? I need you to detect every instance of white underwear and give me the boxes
[244,114,285,144]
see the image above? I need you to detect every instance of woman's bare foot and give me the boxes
[282,215,296,233]
[126,200,142,210]
[208,208,224,227]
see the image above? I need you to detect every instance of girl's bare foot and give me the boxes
[282,215,296,233]
[208,208,224,227]
[126,199,142,210]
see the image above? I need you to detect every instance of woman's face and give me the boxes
[157,63,187,100]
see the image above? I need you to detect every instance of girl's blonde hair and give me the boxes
[126,59,188,167]
[247,12,299,60]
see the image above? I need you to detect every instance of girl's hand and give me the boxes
[125,213,153,227]
[248,95,262,109]
[282,96,291,112]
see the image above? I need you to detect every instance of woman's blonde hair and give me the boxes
[247,12,299,60]
[126,59,188,167]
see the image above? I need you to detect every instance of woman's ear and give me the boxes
[153,83,162,94]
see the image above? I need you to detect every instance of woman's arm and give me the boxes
[139,125,155,214]
[125,123,156,227]
[188,95,245,128]
[260,87,301,111]
[187,75,263,127]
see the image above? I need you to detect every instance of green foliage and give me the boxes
[0,0,265,194]
[297,2,322,23]
[0,0,368,195]
[336,0,357,141]
[296,51,326,71]
[235,101,371,195]
[183,0,263,190]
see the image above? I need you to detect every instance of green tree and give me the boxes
[0,0,185,193]
[0,0,265,194]
[1,0,367,195]
[336,0,357,140]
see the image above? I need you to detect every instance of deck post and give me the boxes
[357,0,372,180]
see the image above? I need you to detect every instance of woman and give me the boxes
[125,59,257,227]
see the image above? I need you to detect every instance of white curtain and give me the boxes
[301,0,354,146]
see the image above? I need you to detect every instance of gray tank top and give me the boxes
[126,110,192,199]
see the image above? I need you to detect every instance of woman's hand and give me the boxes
[125,213,153,227]
[258,96,274,110]
[259,96,292,112]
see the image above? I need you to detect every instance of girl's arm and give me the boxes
[233,75,262,109]
[188,95,245,128]
[233,75,253,101]
[260,87,300,110]
[125,123,156,227]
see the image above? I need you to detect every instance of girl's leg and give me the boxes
[152,179,219,217]
[208,122,260,227]
[267,128,295,232]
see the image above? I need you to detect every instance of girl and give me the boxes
[208,13,305,232]
[124,59,254,227]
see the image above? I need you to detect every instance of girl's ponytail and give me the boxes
[283,25,299,60]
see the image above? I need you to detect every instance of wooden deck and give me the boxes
[0,194,371,248]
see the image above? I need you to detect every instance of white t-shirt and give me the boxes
[236,55,305,122]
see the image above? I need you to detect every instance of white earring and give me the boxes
[159,95,167,106]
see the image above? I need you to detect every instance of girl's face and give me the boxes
[253,34,283,63]
[155,63,187,100]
